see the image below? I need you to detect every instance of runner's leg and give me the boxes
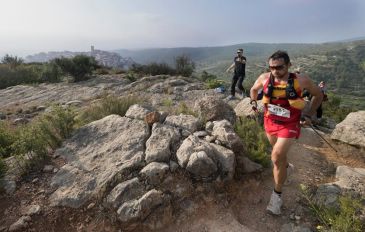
[270,137,293,192]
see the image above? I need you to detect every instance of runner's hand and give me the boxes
[300,115,312,126]
[250,99,258,113]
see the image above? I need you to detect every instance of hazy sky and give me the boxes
[1,0,365,56]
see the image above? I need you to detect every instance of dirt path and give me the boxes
[159,127,364,232]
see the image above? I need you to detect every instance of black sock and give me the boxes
[274,189,282,197]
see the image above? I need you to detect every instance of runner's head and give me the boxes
[237,48,243,56]
[268,50,291,79]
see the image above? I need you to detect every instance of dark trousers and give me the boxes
[317,103,323,119]
[231,73,245,96]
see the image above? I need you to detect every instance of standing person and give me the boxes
[226,48,247,99]
[316,81,327,120]
[250,50,323,215]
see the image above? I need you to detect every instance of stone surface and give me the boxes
[125,104,152,121]
[140,162,170,185]
[8,216,31,232]
[21,204,41,216]
[331,111,365,148]
[194,96,236,125]
[117,189,165,223]
[106,177,145,209]
[186,151,218,178]
[49,114,149,208]
[234,97,264,118]
[164,114,200,133]
[176,135,235,180]
[145,123,180,163]
[145,111,161,126]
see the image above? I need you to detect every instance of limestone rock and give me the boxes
[8,216,31,232]
[125,104,152,120]
[164,114,200,133]
[145,123,180,163]
[331,111,365,148]
[117,189,165,223]
[234,97,264,118]
[186,151,218,178]
[106,177,145,209]
[140,162,170,185]
[194,96,236,125]
[49,115,149,208]
[145,111,161,126]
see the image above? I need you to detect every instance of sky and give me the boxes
[1,0,365,57]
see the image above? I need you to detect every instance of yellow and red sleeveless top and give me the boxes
[262,73,305,123]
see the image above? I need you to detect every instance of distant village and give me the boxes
[25,46,136,69]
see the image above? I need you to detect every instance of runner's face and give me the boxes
[269,58,289,79]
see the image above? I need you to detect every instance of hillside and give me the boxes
[115,40,365,109]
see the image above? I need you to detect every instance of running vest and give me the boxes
[262,73,305,122]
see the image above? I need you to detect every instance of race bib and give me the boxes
[268,104,290,118]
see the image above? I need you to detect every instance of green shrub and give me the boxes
[130,62,175,76]
[78,94,140,124]
[1,54,24,69]
[40,62,62,83]
[206,79,225,89]
[54,55,99,82]
[10,105,77,173]
[0,64,41,89]
[234,117,271,167]
[300,184,363,232]
[175,102,197,116]
[323,93,355,122]
[200,71,217,82]
[175,55,195,77]
[0,122,16,158]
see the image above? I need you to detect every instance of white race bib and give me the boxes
[268,104,291,118]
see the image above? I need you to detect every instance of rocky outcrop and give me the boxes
[314,165,365,209]
[331,111,365,148]
[194,96,236,125]
[49,115,150,208]
[46,103,261,229]
[234,97,264,118]
[176,135,235,181]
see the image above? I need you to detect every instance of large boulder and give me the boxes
[331,111,365,148]
[314,165,365,209]
[176,135,235,180]
[105,177,145,209]
[49,115,150,208]
[234,97,264,118]
[117,189,166,223]
[194,96,236,125]
[211,120,262,174]
[125,104,152,120]
[145,123,180,163]
[164,114,200,134]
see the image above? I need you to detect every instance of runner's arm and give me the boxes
[250,74,265,101]
[226,63,235,72]
[299,75,323,117]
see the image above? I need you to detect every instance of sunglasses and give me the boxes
[237,51,242,54]
[269,65,285,71]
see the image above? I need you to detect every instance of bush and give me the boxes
[234,117,271,167]
[300,184,363,232]
[54,55,99,82]
[130,62,175,76]
[175,55,195,77]
[0,122,16,158]
[1,54,24,69]
[78,94,140,125]
[206,79,225,89]
[40,62,62,83]
[323,93,355,122]
[0,64,41,89]
[11,105,77,174]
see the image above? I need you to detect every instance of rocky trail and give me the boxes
[0,75,364,232]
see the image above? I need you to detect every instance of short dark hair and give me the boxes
[237,48,243,52]
[269,50,290,64]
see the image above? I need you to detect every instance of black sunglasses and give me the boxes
[269,65,285,71]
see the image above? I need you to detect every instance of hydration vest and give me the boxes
[262,73,305,123]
